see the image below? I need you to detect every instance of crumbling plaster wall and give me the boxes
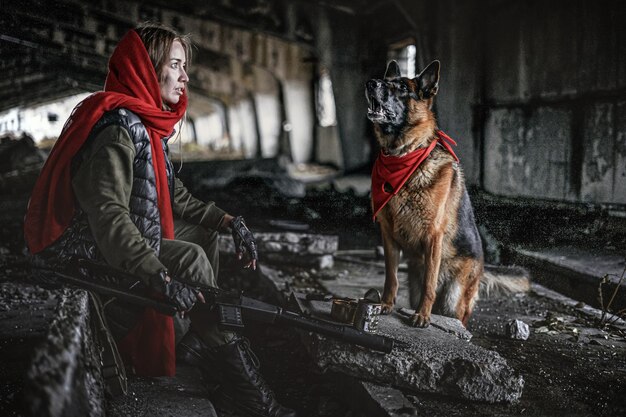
[425,0,626,205]
[164,9,316,163]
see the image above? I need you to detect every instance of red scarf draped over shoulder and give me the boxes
[371,130,459,221]
[24,29,187,377]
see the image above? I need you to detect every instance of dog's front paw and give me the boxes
[380,302,394,314]
[410,313,431,328]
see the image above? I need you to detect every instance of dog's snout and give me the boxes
[366,79,383,91]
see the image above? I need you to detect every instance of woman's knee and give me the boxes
[164,241,217,287]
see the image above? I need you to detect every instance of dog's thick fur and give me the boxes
[366,60,528,328]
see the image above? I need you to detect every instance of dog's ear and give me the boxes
[416,60,440,98]
[384,60,402,79]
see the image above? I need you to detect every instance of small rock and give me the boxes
[506,319,530,340]
[317,255,334,269]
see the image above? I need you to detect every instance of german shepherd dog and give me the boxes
[366,60,526,328]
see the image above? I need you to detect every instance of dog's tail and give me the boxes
[480,264,531,298]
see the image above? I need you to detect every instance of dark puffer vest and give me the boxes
[41,108,173,262]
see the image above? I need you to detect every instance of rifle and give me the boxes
[40,257,394,354]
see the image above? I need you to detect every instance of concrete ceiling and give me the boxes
[0,0,396,113]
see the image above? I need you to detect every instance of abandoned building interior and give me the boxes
[1,0,625,416]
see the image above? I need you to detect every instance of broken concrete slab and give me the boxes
[398,307,472,341]
[531,283,626,330]
[516,246,625,282]
[0,281,58,415]
[298,299,523,404]
[513,246,626,311]
[259,265,523,403]
[23,288,105,417]
[261,263,471,341]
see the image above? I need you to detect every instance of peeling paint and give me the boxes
[614,101,626,203]
[485,107,572,201]
[581,102,614,202]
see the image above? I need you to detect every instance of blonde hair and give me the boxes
[135,22,192,82]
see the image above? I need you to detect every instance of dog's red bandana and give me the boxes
[371,130,459,221]
[24,29,186,377]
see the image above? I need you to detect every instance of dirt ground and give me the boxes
[216,253,626,417]
[2,177,626,417]
[428,292,626,417]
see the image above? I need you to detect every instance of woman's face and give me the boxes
[159,40,189,105]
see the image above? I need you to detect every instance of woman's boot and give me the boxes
[178,331,296,417]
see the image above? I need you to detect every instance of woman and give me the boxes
[24,22,294,417]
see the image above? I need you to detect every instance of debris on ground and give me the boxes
[0,133,45,194]
[1,160,626,416]
[506,319,530,340]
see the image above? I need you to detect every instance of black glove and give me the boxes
[230,216,258,264]
[165,279,198,312]
[154,271,198,312]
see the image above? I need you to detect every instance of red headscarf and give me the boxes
[24,29,187,377]
[24,29,186,253]
[371,130,459,220]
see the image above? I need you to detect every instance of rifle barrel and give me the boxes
[276,310,394,353]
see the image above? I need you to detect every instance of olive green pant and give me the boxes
[162,218,236,348]
[105,218,235,348]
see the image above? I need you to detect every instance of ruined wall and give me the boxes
[411,0,626,205]
[478,0,626,204]
[433,0,482,184]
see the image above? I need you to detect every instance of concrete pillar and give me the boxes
[283,79,314,163]
[253,92,281,158]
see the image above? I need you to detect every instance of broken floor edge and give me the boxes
[23,288,105,417]
[257,263,525,405]
[531,283,626,330]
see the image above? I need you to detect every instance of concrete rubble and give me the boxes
[260,240,525,404]
[0,280,105,417]
[220,232,338,268]
[23,288,104,417]
[295,298,523,404]
[506,319,530,340]
[2,194,625,416]
[0,133,45,194]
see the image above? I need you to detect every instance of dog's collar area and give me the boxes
[382,143,425,157]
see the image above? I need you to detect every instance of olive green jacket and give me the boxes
[71,125,225,280]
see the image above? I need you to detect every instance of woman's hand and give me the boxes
[223,215,258,270]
